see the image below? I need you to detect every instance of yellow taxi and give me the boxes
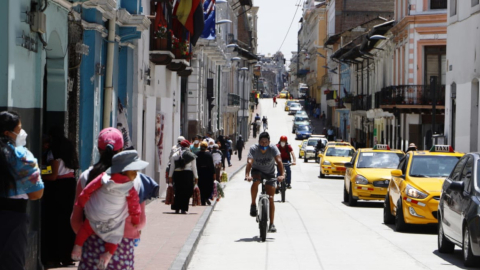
[285,99,300,111]
[318,144,355,178]
[384,145,464,232]
[298,140,308,158]
[278,91,288,99]
[343,144,404,207]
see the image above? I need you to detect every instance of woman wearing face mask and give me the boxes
[276,136,296,189]
[0,111,44,270]
[190,135,202,154]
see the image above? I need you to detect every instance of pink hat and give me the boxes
[98,127,124,151]
[180,139,190,148]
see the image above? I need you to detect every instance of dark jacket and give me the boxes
[236,139,245,150]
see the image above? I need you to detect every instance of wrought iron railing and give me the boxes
[326,91,334,100]
[374,85,446,107]
[228,93,241,106]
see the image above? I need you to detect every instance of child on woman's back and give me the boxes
[71,150,149,269]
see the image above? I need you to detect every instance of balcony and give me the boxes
[374,85,446,110]
[351,95,372,111]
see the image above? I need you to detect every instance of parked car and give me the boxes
[295,110,308,117]
[288,103,302,115]
[384,145,464,232]
[295,125,313,140]
[298,140,308,158]
[292,116,310,133]
[437,152,480,266]
[285,99,300,111]
[278,91,288,99]
[343,144,404,206]
[303,136,327,162]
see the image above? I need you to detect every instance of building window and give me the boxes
[424,46,446,85]
[473,0,480,6]
[450,0,457,16]
[430,0,447,9]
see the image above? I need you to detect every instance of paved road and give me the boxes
[188,99,471,270]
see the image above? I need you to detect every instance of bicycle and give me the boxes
[246,177,275,242]
[278,163,291,203]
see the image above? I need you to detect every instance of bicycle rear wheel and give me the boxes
[281,181,286,203]
[260,202,268,242]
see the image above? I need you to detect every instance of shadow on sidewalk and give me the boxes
[235,236,274,243]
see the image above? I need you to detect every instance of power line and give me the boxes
[277,0,302,53]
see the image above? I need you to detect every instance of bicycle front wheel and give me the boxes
[260,202,268,242]
[281,181,286,203]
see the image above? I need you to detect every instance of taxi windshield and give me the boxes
[357,152,404,169]
[290,103,301,108]
[295,116,309,122]
[307,140,320,146]
[325,148,354,157]
[297,126,311,131]
[409,155,460,177]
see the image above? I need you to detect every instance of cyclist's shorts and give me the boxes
[251,169,276,187]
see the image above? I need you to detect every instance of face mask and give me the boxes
[259,145,269,151]
[280,142,286,147]
[12,129,28,147]
[194,140,199,144]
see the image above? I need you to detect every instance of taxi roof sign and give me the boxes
[429,145,454,152]
[373,144,390,150]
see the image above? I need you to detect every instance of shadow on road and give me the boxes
[432,250,476,269]
[235,236,275,243]
[341,201,384,208]
[162,212,198,215]
[317,176,344,180]
[382,223,437,235]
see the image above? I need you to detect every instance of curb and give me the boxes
[168,163,246,270]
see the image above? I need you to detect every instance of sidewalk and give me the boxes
[55,103,263,270]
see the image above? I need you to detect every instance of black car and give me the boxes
[438,153,480,266]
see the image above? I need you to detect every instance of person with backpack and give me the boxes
[276,136,296,189]
[262,116,268,131]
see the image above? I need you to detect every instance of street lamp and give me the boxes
[238,67,249,139]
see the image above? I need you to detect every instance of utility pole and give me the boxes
[430,76,437,144]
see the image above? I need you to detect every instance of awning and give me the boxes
[235,46,258,61]
[359,20,395,52]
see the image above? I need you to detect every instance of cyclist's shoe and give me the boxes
[250,204,257,217]
[269,224,277,233]
[287,185,292,189]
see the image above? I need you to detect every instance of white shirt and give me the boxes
[47,151,74,176]
[168,150,198,178]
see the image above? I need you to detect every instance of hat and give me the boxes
[409,143,417,148]
[106,150,149,174]
[180,139,190,147]
[212,144,219,149]
[238,135,242,138]
[177,136,186,143]
[200,141,208,148]
[98,128,124,151]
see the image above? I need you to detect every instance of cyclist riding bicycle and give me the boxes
[245,132,285,233]
[276,136,296,189]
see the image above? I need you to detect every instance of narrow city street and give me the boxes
[188,99,468,270]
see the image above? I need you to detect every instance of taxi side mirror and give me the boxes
[391,169,403,177]
[344,162,353,168]
[318,154,323,158]
[298,145,301,148]
[449,181,464,192]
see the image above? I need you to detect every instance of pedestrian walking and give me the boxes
[236,135,245,161]
[262,116,268,131]
[226,136,233,163]
[71,127,147,270]
[211,144,223,184]
[196,142,215,205]
[273,96,277,107]
[327,127,335,141]
[41,126,79,267]
[190,134,202,154]
[71,150,148,269]
[0,111,44,270]
[251,122,258,138]
[168,140,198,214]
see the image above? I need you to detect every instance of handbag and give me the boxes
[192,185,201,206]
[165,185,175,205]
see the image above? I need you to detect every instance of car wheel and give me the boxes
[320,169,325,178]
[463,225,480,266]
[395,199,408,232]
[343,183,349,203]
[383,193,395,225]
[298,153,301,158]
[348,184,357,206]
[437,215,455,253]
[304,157,308,163]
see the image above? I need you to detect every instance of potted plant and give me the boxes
[155,25,169,50]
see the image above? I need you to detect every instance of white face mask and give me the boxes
[280,142,286,147]
[194,140,199,144]
[12,129,28,147]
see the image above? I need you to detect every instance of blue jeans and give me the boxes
[277,161,291,185]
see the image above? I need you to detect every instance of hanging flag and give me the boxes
[201,8,215,39]
[190,0,204,45]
